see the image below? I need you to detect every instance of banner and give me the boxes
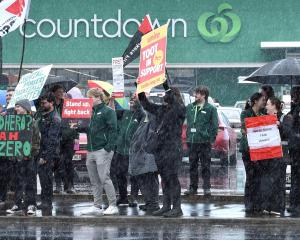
[0,0,31,37]
[122,14,153,67]
[0,114,33,157]
[62,99,93,119]
[112,57,124,98]
[137,24,168,93]
[8,65,52,108]
[245,115,283,161]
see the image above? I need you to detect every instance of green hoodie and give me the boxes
[186,102,218,144]
[116,109,144,156]
[87,103,117,152]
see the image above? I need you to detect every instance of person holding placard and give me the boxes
[6,99,40,215]
[138,81,186,218]
[240,92,265,214]
[259,97,286,216]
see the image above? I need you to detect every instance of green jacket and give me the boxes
[116,109,144,156]
[186,102,218,144]
[87,103,117,152]
[239,108,264,153]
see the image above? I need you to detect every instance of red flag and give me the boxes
[122,15,153,67]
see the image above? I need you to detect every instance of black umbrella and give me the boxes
[245,58,300,86]
[42,76,79,94]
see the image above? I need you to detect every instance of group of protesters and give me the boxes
[0,78,300,218]
[238,85,300,216]
[0,85,77,215]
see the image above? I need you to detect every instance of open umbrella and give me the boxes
[88,80,129,109]
[245,58,300,86]
[42,76,79,94]
[88,80,113,95]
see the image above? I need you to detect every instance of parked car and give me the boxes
[234,100,246,110]
[182,110,237,166]
[218,107,242,141]
[72,133,88,180]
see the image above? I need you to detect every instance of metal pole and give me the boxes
[17,19,27,82]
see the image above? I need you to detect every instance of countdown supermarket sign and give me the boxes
[19,9,188,39]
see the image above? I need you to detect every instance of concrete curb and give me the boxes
[1,215,300,226]
[47,194,246,203]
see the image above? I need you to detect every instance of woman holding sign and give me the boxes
[259,97,286,216]
[138,81,186,218]
[240,92,265,214]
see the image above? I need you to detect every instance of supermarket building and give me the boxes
[2,0,300,105]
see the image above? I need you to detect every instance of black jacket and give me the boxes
[38,110,61,161]
[138,85,186,174]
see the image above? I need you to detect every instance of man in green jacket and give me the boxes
[112,94,144,206]
[184,86,218,196]
[76,88,118,216]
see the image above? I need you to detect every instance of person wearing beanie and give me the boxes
[6,99,41,215]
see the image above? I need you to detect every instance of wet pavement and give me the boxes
[72,155,247,195]
[0,221,299,239]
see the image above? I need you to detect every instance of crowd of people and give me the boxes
[0,79,299,218]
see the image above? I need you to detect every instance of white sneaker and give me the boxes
[80,206,103,216]
[6,205,22,214]
[103,206,118,215]
[27,205,36,215]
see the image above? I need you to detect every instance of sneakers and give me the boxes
[6,205,22,214]
[152,206,171,216]
[27,205,36,215]
[103,206,119,215]
[184,188,197,195]
[163,208,183,218]
[80,206,103,216]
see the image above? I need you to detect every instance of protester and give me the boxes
[240,92,265,214]
[184,86,218,196]
[51,85,78,194]
[113,94,144,206]
[6,99,40,215]
[36,93,62,210]
[129,111,159,214]
[138,81,186,217]
[75,88,118,216]
[0,86,15,207]
[259,97,286,216]
[283,86,300,216]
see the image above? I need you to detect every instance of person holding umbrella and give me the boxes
[283,86,300,216]
[240,92,266,214]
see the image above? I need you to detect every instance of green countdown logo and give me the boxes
[197,3,241,43]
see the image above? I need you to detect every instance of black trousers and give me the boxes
[0,159,12,201]
[54,142,75,191]
[38,161,53,205]
[136,172,159,209]
[290,150,300,212]
[160,172,181,209]
[15,159,37,207]
[260,158,286,214]
[242,151,262,212]
[188,143,211,190]
[111,152,139,200]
